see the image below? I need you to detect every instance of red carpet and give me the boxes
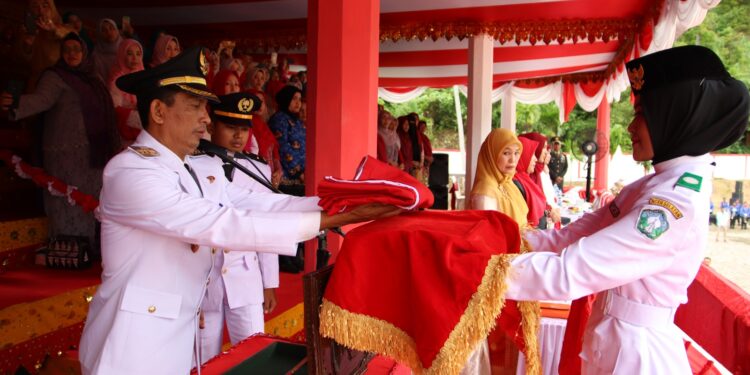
[269,271,303,321]
[0,263,302,318]
[0,263,102,309]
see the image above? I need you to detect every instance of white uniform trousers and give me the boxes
[200,302,264,363]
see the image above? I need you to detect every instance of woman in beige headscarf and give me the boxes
[469,128,529,228]
[463,128,541,375]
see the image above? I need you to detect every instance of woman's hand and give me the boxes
[35,17,55,32]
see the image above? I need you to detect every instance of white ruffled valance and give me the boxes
[378,0,717,120]
[378,87,428,103]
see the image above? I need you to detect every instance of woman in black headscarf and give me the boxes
[462,45,750,374]
[1,33,119,254]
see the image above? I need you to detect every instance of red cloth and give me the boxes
[114,107,141,142]
[675,264,750,374]
[377,133,388,163]
[558,295,597,375]
[515,138,547,226]
[317,156,434,215]
[323,209,522,370]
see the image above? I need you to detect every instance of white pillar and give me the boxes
[453,85,465,154]
[500,90,516,132]
[465,34,494,195]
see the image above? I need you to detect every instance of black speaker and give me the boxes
[430,185,449,210]
[428,153,449,186]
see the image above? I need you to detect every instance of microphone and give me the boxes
[198,139,230,158]
[199,139,261,164]
[197,139,279,193]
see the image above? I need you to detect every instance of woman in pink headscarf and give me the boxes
[519,132,547,187]
[108,38,144,145]
[520,132,562,227]
[150,34,180,68]
[514,137,547,227]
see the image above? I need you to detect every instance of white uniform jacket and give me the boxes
[505,154,713,374]
[193,155,320,309]
[78,131,321,375]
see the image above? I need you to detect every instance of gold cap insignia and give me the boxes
[206,176,215,183]
[199,49,209,76]
[238,98,254,113]
[628,64,645,91]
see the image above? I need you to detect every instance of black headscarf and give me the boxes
[627,46,750,165]
[641,77,749,164]
[275,85,303,118]
[49,33,118,168]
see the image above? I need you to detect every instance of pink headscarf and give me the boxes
[108,38,143,108]
[150,34,179,68]
[519,132,547,187]
[515,137,547,227]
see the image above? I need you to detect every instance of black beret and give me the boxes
[211,92,261,126]
[116,46,219,103]
[626,45,730,95]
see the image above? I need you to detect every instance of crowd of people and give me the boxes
[376,108,434,183]
[1,0,314,251]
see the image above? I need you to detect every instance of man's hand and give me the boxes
[271,169,281,188]
[263,288,277,314]
[1,92,13,112]
[319,203,402,230]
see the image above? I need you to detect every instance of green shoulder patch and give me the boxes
[636,208,670,240]
[675,172,702,192]
[129,146,160,158]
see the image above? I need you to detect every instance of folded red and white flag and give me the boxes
[317,155,434,215]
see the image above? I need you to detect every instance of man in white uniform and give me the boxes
[78,47,400,375]
[502,46,750,374]
[196,92,316,361]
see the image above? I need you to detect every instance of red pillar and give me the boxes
[594,97,610,193]
[305,0,380,272]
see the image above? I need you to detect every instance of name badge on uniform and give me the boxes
[648,197,683,219]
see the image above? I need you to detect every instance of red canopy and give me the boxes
[63,0,715,100]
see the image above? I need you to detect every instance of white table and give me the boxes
[516,317,567,375]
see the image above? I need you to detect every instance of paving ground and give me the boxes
[705,225,750,293]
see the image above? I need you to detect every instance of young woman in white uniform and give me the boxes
[503,46,749,374]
